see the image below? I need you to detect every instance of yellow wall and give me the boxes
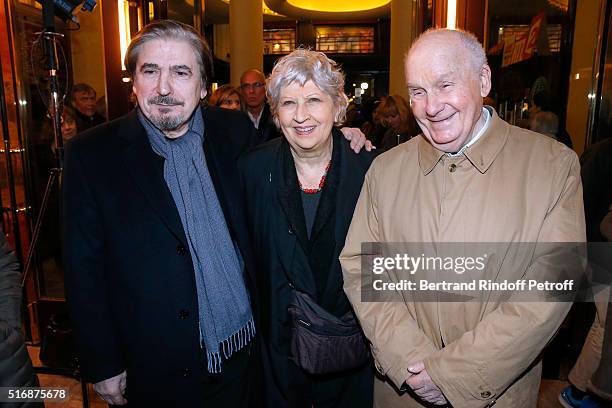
[565,0,603,156]
[70,5,106,100]
[389,0,415,98]
[230,0,263,85]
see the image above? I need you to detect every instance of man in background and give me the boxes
[240,68,279,143]
[70,83,105,133]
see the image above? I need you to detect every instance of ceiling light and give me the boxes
[286,0,390,13]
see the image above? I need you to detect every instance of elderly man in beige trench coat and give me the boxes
[340,29,586,408]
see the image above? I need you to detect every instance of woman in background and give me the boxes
[377,95,418,151]
[209,84,244,111]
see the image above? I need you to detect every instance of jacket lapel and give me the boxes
[277,139,310,251]
[334,131,365,244]
[323,132,369,304]
[201,109,241,242]
[120,111,187,244]
[309,131,341,242]
[274,139,320,295]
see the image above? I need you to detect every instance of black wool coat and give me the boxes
[238,130,376,407]
[62,107,259,407]
[254,103,282,145]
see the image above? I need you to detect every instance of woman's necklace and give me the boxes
[298,160,332,194]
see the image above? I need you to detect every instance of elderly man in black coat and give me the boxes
[63,20,259,407]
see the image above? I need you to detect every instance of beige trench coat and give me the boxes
[340,109,586,408]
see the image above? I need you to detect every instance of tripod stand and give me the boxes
[21,2,89,407]
[22,0,65,288]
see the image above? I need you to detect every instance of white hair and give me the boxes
[407,28,488,75]
[266,49,348,127]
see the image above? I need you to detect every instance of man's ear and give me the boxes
[200,85,207,100]
[479,64,492,98]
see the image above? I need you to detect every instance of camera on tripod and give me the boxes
[35,0,97,24]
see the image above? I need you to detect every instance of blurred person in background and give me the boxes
[240,68,279,143]
[209,84,244,111]
[530,110,559,140]
[59,106,78,143]
[377,95,418,151]
[70,83,106,133]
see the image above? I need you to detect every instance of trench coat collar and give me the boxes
[418,107,509,175]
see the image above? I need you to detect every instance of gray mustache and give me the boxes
[149,96,184,106]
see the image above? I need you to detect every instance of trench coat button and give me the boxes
[480,391,492,398]
[182,368,192,377]
[449,163,457,172]
[178,309,189,319]
[176,244,187,255]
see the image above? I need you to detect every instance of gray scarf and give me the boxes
[139,108,254,373]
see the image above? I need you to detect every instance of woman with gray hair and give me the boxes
[238,49,374,407]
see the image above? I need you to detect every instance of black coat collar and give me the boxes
[275,129,367,304]
[118,108,241,246]
[276,131,342,250]
[120,110,187,244]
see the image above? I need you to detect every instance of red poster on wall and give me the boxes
[523,12,545,59]
[501,12,546,67]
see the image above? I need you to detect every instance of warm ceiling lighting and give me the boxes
[548,0,568,12]
[118,0,131,70]
[286,0,390,12]
[446,0,457,29]
[223,0,285,16]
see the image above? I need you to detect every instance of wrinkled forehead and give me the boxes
[279,79,325,95]
[137,38,200,68]
[406,40,472,84]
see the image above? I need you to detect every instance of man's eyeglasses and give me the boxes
[240,82,265,91]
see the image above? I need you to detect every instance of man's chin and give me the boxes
[150,114,184,131]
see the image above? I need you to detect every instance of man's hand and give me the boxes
[340,127,375,153]
[406,361,448,406]
[93,371,128,406]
